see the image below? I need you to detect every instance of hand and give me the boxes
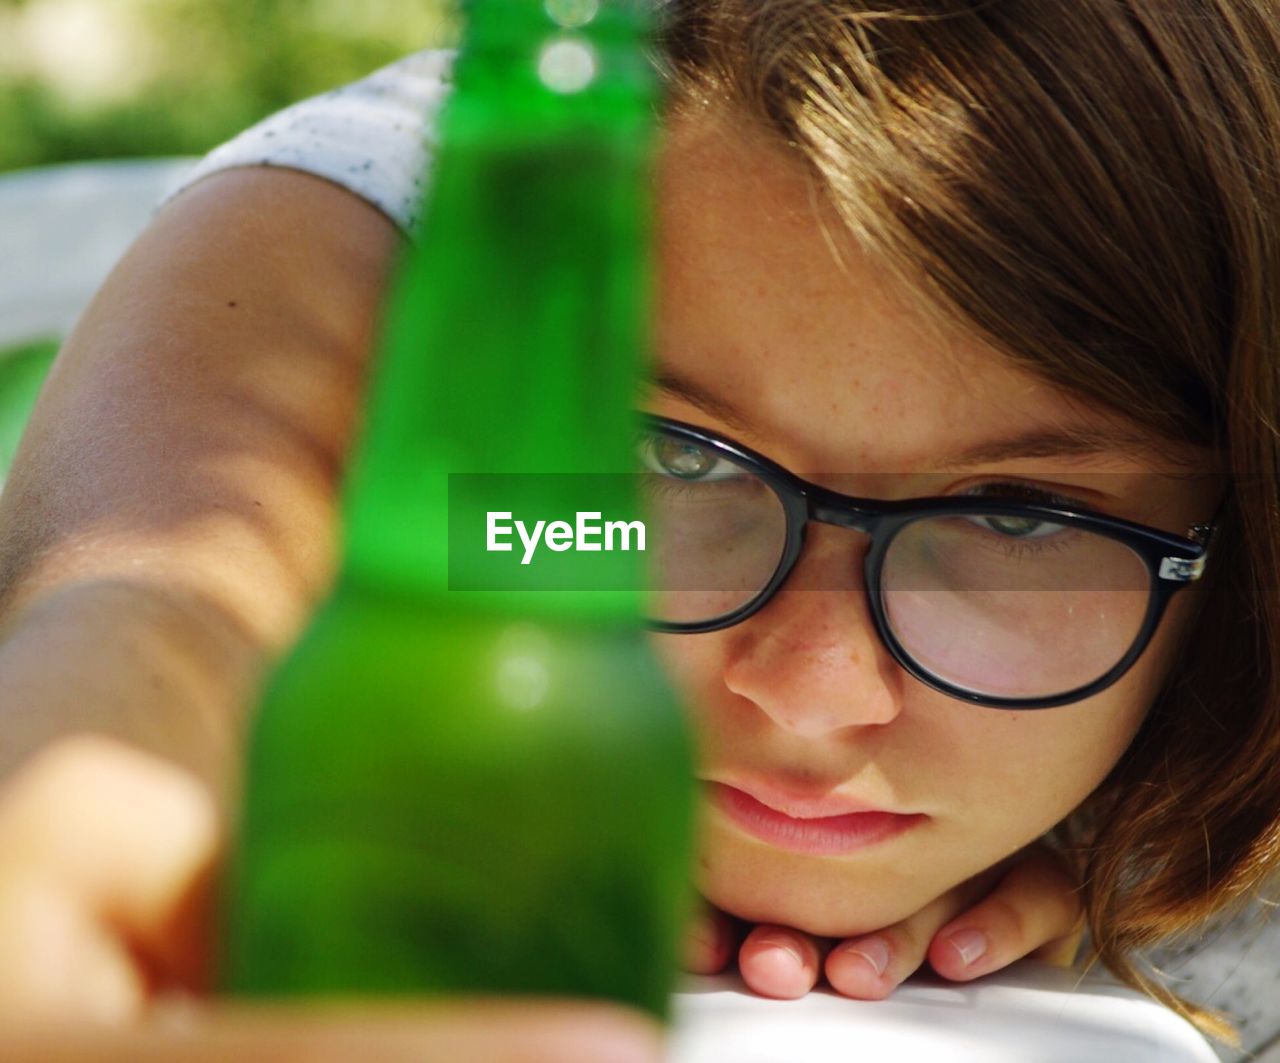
[683,844,1086,999]
[0,735,661,1062]
[0,734,218,1022]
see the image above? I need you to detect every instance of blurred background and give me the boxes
[0,1,457,477]
[0,0,455,172]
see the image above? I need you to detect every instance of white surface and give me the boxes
[0,157,197,348]
[669,963,1220,1063]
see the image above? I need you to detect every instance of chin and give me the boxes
[697,853,937,939]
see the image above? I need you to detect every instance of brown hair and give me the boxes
[660,0,1280,1044]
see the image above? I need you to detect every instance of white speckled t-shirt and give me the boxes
[167,49,456,236]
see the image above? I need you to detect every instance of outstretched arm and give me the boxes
[0,166,401,800]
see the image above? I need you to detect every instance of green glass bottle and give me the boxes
[221,0,695,1022]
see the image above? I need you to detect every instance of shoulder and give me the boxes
[166,49,458,236]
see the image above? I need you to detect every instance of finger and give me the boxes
[0,999,664,1063]
[737,924,830,1000]
[926,848,1084,982]
[681,900,735,975]
[823,886,964,1001]
[0,736,220,1022]
[0,871,150,1024]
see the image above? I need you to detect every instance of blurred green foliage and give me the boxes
[0,339,56,479]
[0,0,456,172]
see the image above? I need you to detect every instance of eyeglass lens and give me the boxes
[639,431,1154,701]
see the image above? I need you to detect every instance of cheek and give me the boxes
[1134,585,1205,697]
[940,706,1143,820]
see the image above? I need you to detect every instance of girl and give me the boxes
[0,0,1274,1057]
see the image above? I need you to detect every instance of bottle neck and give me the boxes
[336,0,658,619]
[448,0,658,125]
[461,0,656,51]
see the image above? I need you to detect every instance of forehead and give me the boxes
[652,110,1205,478]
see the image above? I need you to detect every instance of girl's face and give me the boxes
[645,111,1220,938]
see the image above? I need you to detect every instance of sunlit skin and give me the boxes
[644,109,1220,945]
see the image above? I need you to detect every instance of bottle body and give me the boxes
[225,590,692,1017]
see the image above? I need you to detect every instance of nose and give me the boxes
[719,525,904,737]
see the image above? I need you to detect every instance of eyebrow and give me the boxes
[934,429,1170,469]
[649,369,758,436]
[649,367,1173,469]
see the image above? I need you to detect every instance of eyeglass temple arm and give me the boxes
[1159,485,1229,583]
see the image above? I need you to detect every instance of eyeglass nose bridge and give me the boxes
[805,485,882,535]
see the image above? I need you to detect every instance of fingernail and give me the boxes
[947,928,988,967]
[844,936,890,977]
[758,936,805,970]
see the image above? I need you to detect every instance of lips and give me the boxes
[705,781,926,856]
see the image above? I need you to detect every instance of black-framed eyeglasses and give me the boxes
[637,414,1217,710]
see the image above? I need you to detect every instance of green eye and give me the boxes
[983,514,1049,538]
[959,482,1079,541]
[644,435,719,479]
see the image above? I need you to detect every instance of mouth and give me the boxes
[705,781,927,857]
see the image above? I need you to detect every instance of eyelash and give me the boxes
[959,481,1089,510]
